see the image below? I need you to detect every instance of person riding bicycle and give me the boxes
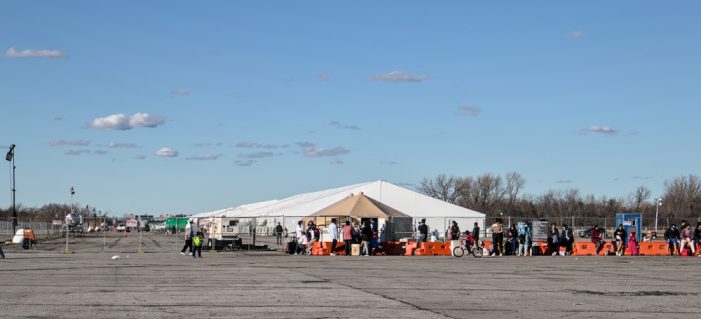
[462,231,475,252]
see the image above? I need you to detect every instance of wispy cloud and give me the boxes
[369,71,428,83]
[235,159,256,167]
[319,73,331,81]
[49,139,91,146]
[89,113,165,130]
[567,31,585,38]
[5,47,67,58]
[328,121,360,130]
[583,125,619,135]
[65,150,91,156]
[380,161,399,165]
[330,159,344,165]
[193,142,224,147]
[186,154,221,161]
[54,117,64,121]
[171,89,190,96]
[236,142,286,149]
[103,141,139,148]
[301,145,350,158]
[555,180,573,184]
[458,106,482,117]
[238,152,280,159]
[93,150,109,155]
[135,155,147,160]
[154,147,178,157]
[295,142,316,148]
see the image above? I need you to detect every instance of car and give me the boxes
[579,227,607,238]
[116,224,127,232]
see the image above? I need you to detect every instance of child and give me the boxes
[192,231,204,258]
[628,231,639,256]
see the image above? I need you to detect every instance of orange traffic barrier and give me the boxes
[405,241,418,256]
[639,242,670,256]
[573,242,596,256]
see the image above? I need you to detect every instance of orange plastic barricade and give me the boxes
[639,242,670,256]
[573,242,596,256]
[405,241,418,256]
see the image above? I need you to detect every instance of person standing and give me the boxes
[328,218,339,256]
[561,224,574,256]
[361,222,373,256]
[471,222,480,247]
[275,222,284,245]
[591,224,605,256]
[628,231,639,256]
[180,220,194,256]
[518,224,532,256]
[192,230,203,258]
[548,223,560,256]
[491,219,504,256]
[506,224,518,255]
[694,224,701,256]
[449,221,460,241]
[418,219,429,248]
[341,221,353,256]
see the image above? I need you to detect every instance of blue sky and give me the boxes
[1,1,699,215]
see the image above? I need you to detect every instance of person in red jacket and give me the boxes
[591,224,606,256]
[341,220,353,256]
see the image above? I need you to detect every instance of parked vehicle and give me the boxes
[116,224,127,232]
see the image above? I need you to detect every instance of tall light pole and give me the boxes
[5,144,16,234]
[654,198,663,234]
[66,186,75,254]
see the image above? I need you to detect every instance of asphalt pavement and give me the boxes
[0,232,699,318]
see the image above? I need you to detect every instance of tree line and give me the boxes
[419,173,701,224]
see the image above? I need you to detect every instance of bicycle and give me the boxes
[452,235,483,258]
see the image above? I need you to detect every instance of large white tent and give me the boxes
[192,180,485,240]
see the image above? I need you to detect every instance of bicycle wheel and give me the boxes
[452,246,465,258]
[471,247,483,258]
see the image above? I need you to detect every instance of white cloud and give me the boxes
[171,89,190,96]
[49,139,91,146]
[567,31,585,38]
[186,154,221,161]
[235,159,256,167]
[458,106,482,117]
[104,141,138,148]
[5,47,67,58]
[584,125,619,135]
[302,146,350,158]
[328,121,360,130]
[89,113,165,130]
[93,150,109,155]
[154,147,178,157]
[370,71,428,83]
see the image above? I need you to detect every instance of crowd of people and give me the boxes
[428,218,701,257]
[291,219,378,256]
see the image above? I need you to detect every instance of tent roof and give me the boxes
[310,192,410,219]
[192,180,484,219]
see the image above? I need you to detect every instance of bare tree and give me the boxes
[628,186,652,210]
[663,175,701,217]
[419,174,460,204]
[504,172,526,213]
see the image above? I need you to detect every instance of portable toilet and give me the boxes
[615,213,642,242]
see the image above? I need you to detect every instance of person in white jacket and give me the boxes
[328,218,339,256]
